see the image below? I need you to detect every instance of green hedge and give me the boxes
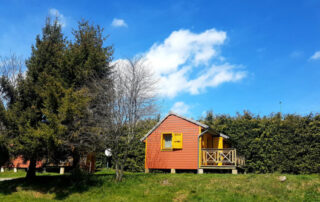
[202,111,320,174]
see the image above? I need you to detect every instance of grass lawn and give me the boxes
[0,169,319,201]
[0,169,61,179]
[0,170,27,178]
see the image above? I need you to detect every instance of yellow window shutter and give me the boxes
[173,133,183,149]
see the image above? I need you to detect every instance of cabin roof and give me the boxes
[199,128,230,139]
[140,112,209,141]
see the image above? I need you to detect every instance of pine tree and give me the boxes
[1,18,114,179]
[62,20,114,168]
[0,100,9,166]
[8,18,68,179]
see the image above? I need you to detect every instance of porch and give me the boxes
[200,148,245,168]
[198,130,245,170]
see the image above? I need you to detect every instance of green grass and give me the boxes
[0,170,26,178]
[0,169,319,201]
[0,170,61,179]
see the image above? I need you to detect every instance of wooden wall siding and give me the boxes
[11,156,43,168]
[146,114,201,169]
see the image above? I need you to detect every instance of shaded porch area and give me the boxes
[199,131,245,169]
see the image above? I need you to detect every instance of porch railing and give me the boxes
[201,148,245,167]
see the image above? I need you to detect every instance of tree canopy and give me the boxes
[0,18,114,178]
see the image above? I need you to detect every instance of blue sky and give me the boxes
[1,0,320,119]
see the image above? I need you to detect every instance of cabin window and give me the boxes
[162,133,172,149]
[161,133,183,150]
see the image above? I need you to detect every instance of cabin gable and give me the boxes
[145,114,202,169]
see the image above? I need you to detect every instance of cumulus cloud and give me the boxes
[145,29,226,75]
[187,64,246,94]
[49,8,66,28]
[310,51,320,60]
[111,18,127,27]
[114,28,246,98]
[170,102,190,115]
[143,29,246,97]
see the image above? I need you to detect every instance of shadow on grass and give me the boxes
[0,173,115,200]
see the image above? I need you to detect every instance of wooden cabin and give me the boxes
[2,153,96,174]
[141,113,245,174]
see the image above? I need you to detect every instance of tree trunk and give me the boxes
[26,158,36,179]
[72,150,80,169]
[119,163,124,182]
[115,161,120,181]
[115,160,124,182]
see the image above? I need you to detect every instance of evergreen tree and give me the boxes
[0,18,113,178]
[62,20,114,168]
[8,18,68,179]
[0,100,9,166]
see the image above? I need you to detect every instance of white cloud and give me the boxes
[187,64,246,95]
[114,28,247,98]
[145,29,226,75]
[111,18,127,27]
[170,102,190,115]
[143,29,246,98]
[310,51,320,60]
[49,8,66,28]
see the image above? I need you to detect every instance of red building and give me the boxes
[10,156,43,169]
[141,113,245,174]
[3,154,95,174]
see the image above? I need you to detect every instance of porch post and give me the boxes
[218,137,223,166]
[199,136,202,168]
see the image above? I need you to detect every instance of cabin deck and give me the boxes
[200,148,245,169]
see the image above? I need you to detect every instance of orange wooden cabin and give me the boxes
[3,153,96,174]
[10,156,44,169]
[141,113,245,174]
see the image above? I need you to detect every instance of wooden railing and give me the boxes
[201,148,245,167]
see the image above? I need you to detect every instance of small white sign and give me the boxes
[105,149,112,157]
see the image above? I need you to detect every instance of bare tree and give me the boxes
[0,54,23,87]
[105,57,158,181]
[0,54,24,105]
